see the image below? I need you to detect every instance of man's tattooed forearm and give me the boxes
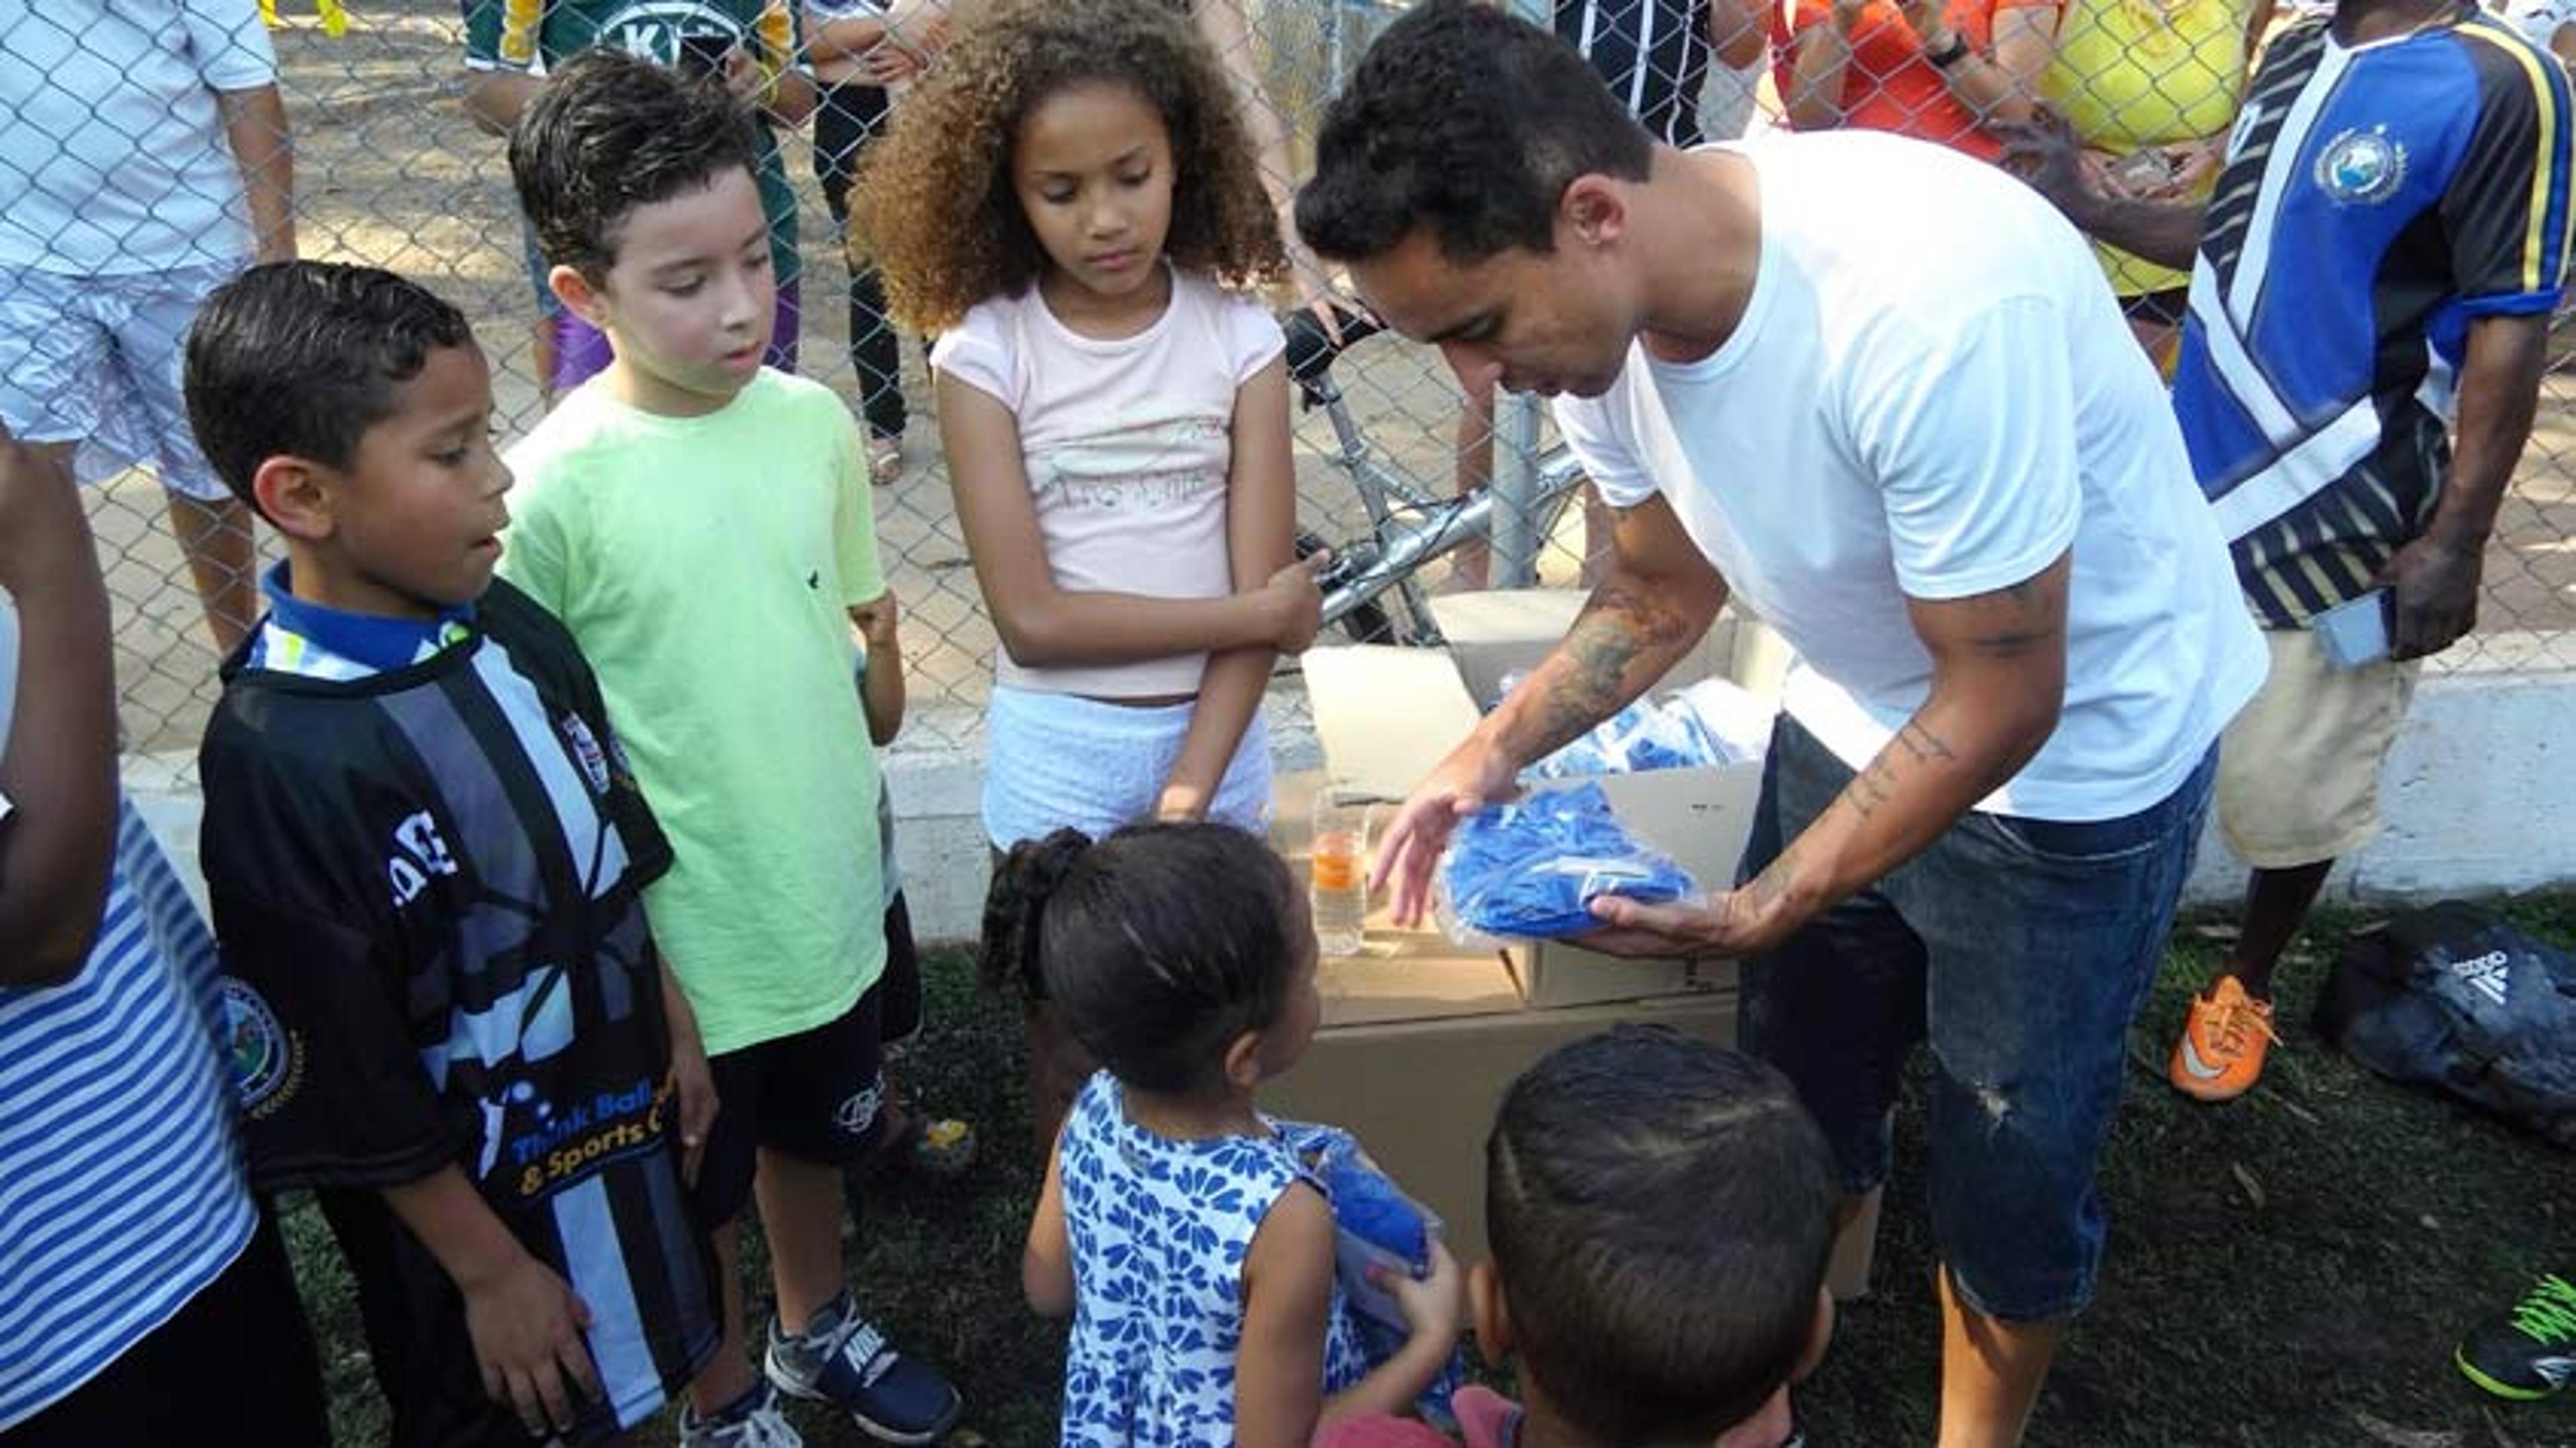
[1895,720,1955,764]
[1744,849,1801,910]
[1525,584,1696,758]
[1843,752,1900,821]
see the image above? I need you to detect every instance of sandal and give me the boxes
[867,432,904,485]
[871,1100,977,1178]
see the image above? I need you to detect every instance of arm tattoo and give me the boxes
[1743,851,1800,911]
[1525,582,1697,760]
[1895,720,1956,764]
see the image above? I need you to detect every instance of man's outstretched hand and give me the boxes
[1369,733,1521,927]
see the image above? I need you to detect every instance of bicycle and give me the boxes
[1282,306,1593,646]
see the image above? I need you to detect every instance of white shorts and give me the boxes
[982,685,1273,848]
[0,261,244,501]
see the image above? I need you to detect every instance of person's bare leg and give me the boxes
[1936,1265,2065,1448]
[2222,860,2334,1000]
[1446,380,1495,592]
[686,1219,758,1415]
[753,1148,848,1336]
[1825,1186,1886,1300]
[164,490,259,654]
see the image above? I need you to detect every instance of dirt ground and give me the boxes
[87,0,2576,763]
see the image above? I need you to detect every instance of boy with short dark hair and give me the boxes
[501,48,961,1447]
[188,260,721,1447]
[1323,1025,1841,1448]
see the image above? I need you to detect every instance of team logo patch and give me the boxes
[2314,127,2406,205]
[834,1078,885,1139]
[560,713,611,794]
[219,978,299,1117]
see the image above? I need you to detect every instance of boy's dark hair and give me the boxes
[1487,1027,1839,1445]
[184,260,474,514]
[1295,0,1654,266]
[979,823,1299,1096]
[851,0,1285,335]
[509,47,758,282]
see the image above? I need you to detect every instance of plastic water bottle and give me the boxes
[1311,788,1369,958]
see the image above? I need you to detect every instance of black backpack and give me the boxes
[2313,902,2576,1149]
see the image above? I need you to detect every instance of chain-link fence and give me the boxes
[11,0,2576,778]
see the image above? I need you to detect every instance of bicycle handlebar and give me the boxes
[1281,304,1387,393]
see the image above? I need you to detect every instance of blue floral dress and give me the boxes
[1058,1072,1369,1444]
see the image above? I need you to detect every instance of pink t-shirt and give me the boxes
[930,268,1286,699]
[1316,1386,1523,1448]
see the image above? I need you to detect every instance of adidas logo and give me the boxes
[2446,949,2512,1007]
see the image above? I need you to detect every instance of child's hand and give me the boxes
[0,427,93,598]
[1260,552,1330,654]
[1381,1240,1465,1351]
[462,1250,601,1437]
[852,589,902,653]
[667,1031,719,1188]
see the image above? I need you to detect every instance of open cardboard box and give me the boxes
[1302,590,1783,1010]
[1258,986,1741,1268]
[1268,771,1875,1292]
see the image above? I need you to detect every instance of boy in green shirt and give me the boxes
[499,50,961,1447]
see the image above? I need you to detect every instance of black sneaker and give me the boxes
[2457,1273,2576,1401]
[764,1291,962,1443]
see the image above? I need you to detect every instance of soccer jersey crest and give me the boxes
[2314,126,2408,204]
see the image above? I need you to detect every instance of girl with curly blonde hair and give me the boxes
[855,0,1329,1148]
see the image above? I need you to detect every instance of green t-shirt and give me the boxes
[498,370,885,1053]
[464,0,804,283]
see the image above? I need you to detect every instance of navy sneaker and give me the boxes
[763,1292,962,1443]
[677,1380,804,1447]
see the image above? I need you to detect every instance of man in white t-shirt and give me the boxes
[1297,4,2264,1443]
[0,0,296,654]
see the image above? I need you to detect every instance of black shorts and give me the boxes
[11,1204,329,1447]
[881,891,922,1047]
[694,986,887,1229]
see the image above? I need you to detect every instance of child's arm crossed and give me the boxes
[937,372,1326,669]
[1157,356,1295,821]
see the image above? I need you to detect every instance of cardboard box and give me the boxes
[1303,590,1780,1009]
[1258,986,1741,1268]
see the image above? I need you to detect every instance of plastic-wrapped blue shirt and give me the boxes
[1440,783,1697,939]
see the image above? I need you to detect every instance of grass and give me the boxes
[288,899,2576,1447]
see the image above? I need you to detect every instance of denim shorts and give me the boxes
[1740,715,2214,1322]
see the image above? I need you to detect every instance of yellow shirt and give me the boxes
[2041,0,2257,295]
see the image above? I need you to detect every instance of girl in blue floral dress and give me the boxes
[983,823,1464,1445]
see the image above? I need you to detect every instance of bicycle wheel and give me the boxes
[1298,531,1399,645]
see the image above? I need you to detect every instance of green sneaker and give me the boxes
[2457,1274,2576,1401]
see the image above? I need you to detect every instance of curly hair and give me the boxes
[1296,0,1652,266]
[852,0,1285,334]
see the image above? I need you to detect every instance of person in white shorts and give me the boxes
[0,0,295,655]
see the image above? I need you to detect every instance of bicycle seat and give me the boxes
[1281,304,1385,401]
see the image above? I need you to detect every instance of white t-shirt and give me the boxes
[931,268,1287,699]
[1560,130,2265,822]
[0,0,276,275]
